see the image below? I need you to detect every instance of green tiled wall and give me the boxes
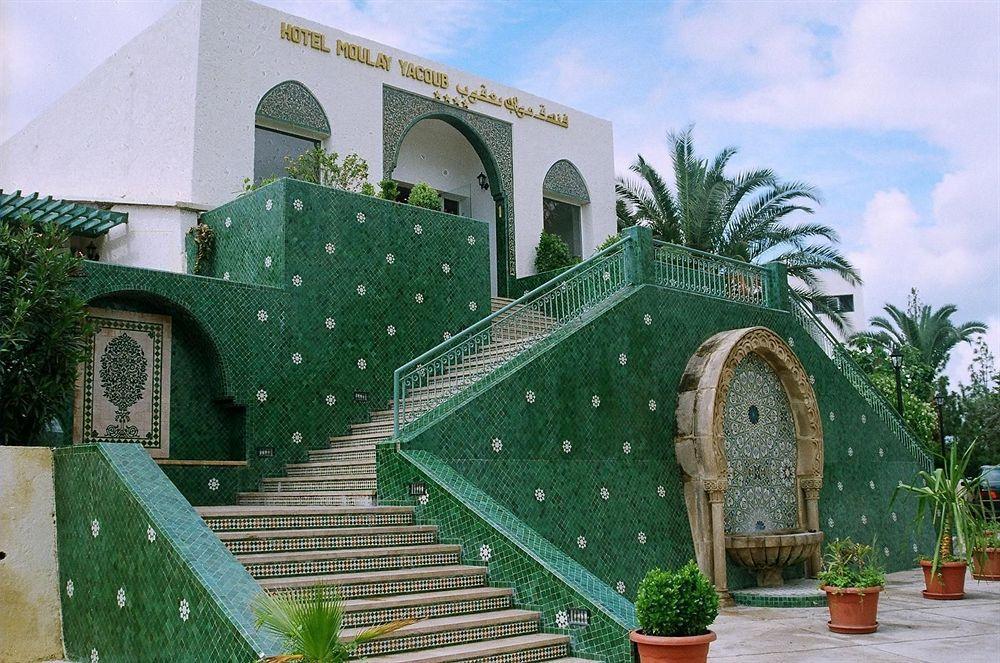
[72,180,490,503]
[377,442,636,662]
[53,443,278,662]
[400,285,932,596]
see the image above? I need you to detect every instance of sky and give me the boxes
[1,0,998,386]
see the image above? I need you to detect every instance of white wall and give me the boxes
[1,0,616,280]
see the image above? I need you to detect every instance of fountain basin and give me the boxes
[725,529,824,587]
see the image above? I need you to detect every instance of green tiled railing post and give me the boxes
[623,225,653,285]
[763,261,790,311]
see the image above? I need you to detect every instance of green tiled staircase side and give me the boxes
[53,444,278,662]
[402,284,933,598]
[72,180,490,503]
[377,443,635,662]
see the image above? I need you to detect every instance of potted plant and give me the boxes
[253,585,416,662]
[971,526,1000,581]
[630,561,720,663]
[817,538,886,633]
[893,443,985,600]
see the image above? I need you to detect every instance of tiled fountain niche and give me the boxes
[675,327,825,602]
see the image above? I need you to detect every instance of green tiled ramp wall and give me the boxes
[377,443,636,663]
[53,444,278,661]
[402,285,932,597]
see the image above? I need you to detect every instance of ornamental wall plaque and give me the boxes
[73,308,171,457]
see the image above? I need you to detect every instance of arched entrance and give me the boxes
[383,86,514,296]
[674,327,824,596]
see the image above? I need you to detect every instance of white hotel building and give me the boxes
[0,0,616,296]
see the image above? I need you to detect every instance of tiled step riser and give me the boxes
[202,511,413,533]
[238,494,375,507]
[261,478,378,492]
[310,450,377,462]
[343,594,513,629]
[285,464,376,478]
[480,644,570,663]
[268,572,487,600]
[353,619,539,659]
[224,530,438,555]
[244,551,462,579]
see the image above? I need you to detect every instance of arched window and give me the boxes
[254,81,330,182]
[542,160,589,258]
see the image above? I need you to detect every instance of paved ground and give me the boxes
[710,568,1000,662]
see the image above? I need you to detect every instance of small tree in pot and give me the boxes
[818,538,886,633]
[893,442,985,600]
[630,561,719,663]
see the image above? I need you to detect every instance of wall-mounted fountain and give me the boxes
[675,327,824,600]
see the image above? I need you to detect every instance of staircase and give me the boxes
[198,310,594,661]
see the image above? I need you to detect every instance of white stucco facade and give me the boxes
[0,0,615,285]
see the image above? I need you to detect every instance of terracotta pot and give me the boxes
[920,559,968,599]
[822,585,882,634]
[971,548,1000,581]
[630,629,717,663]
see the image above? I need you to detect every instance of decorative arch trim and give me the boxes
[543,159,590,204]
[382,85,517,291]
[674,326,824,597]
[255,80,330,139]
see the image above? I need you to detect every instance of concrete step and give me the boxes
[346,609,540,659]
[217,524,437,555]
[285,460,376,477]
[237,491,376,507]
[197,505,413,532]
[358,632,570,663]
[341,586,513,629]
[326,432,385,445]
[238,544,463,579]
[260,476,378,492]
[260,564,488,600]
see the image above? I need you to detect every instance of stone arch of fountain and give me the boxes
[674,327,824,599]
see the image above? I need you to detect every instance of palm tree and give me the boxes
[852,290,987,374]
[616,126,861,325]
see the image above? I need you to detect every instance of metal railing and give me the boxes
[393,237,635,435]
[791,295,933,471]
[652,241,769,308]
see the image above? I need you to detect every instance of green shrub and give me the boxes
[0,216,92,445]
[408,182,441,210]
[378,178,400,201]
[817,538,886,589]
[635,561,719,637]
[534,231,575,273]
[284,147,373,193]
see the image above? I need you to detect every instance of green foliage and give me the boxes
[634,561,719,637]
[595,233,621,251]
[534,231,576,273]
[852,288,987,375]
[407,182,442,210]
[284,147,373,193]
[947,337,999,470]
[615,125,860,328]
[186,222,215,275]
[0,216,91,445]
[893,442,986,573]
[239,176,279,196]
[818,538,886,589]
[253,586,415,662]
[377,178,400,201]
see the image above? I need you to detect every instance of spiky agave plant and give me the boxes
[892,442,985,576]
[253,586,417,663]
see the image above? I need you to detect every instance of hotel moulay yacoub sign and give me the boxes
[279,20,570,128]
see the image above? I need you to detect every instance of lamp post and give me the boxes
[933,391,947,460]
[889,346,904,416]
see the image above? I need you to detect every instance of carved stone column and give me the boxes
[800,477,823,576]
[704,478,731,604]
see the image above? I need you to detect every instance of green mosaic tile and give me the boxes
[377,442,635,662]
[730,579,829,608]
[53,443,278,662]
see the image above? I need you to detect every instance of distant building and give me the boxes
[810,273,866,341]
